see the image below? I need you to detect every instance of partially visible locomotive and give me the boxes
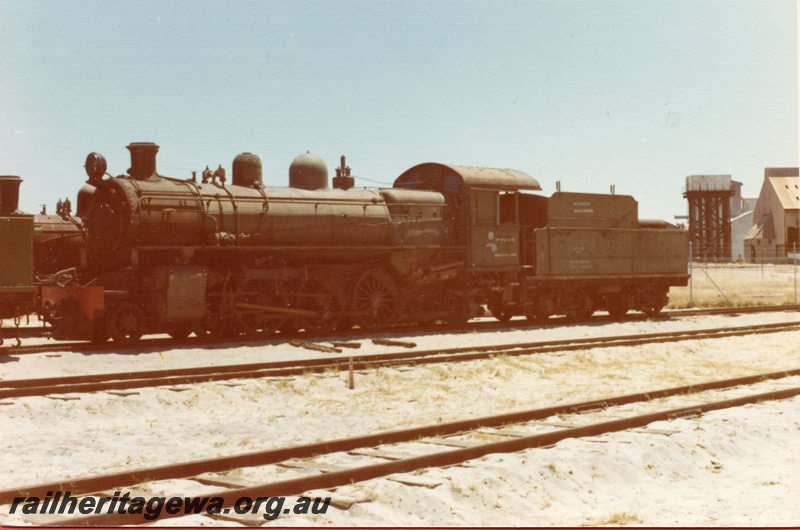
[41,143,689,342]
[0,175,87,322]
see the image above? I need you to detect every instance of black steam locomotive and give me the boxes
[38,143,688,342]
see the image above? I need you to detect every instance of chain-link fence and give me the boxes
[668,244,799,309]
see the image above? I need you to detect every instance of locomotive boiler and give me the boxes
[86,145,452,271]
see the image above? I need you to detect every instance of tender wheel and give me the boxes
[351,269,398,330]
[106,301,146,342]
[524,296,552,324]
[643,304,663,317]
[639,287,667,317]
[606,291,630,320]
[568,307,594,321]
[564,290,594,322]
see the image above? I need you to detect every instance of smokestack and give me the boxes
[0,176,23,215]
[126,142,160,181]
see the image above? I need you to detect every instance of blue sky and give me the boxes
[1,0,797,218]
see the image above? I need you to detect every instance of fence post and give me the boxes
[689,241,693,307]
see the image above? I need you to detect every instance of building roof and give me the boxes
[767,176,800,210]
[744,213,775,241]
[765,167,799,178]
[731,210,754,225]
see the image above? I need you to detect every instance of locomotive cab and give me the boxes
[393,163,543,270]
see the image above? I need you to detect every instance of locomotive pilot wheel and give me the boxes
[106,301,147,342]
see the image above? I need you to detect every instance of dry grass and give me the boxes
[588,512,643,526]
[668,263,798,308]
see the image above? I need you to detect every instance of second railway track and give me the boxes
[4,369,798,526]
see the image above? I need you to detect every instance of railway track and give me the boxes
[1,304,798,356]
[2,320,799,399]
[5,369,798,526]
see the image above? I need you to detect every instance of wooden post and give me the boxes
[689,241,693,307]
[348,356,354,390]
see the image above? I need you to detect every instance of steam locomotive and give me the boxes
[30,142,687,342]
[0,176,87,322]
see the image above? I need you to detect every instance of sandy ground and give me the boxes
[0,310,798,526]
[279,396,800,527]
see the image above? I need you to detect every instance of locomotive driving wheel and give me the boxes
[351,269,398,330]
[258,291,291,336]
[195,312,235,338]
[166,323,193,340]
[106,301,146,342]
[288,279,345,333]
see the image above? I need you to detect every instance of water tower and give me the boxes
[683,175,733,260]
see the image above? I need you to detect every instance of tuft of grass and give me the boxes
[182,393,200,407]
[589,512,643,526]
[273,378,296,392]
[496,354,537,372]
[430,364,455,380]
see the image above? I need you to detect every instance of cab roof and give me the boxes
[394,163,542,192]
